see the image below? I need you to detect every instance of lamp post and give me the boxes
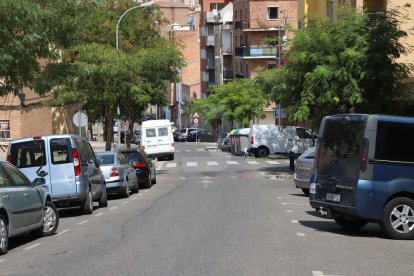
[115,0,155,149]
[277,10,288,125]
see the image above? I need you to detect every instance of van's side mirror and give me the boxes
[33,178,46,186]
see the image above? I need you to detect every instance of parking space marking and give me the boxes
[166,163,177,168]
[286,210,293,213]
[131,196,137,200]
[207,161,218,166]
[187,162,198,167]
[109,206,118,210]
[0,259,6,264]
[277,197,282,199]
[266,161,281,165]
[246,160,260,165]
[78,220,88,225]
[23,243,41,251]
[282,202,308,206]
[291,220,299,224]
[95,213,104,217]
[297,232,306,237]
[226,161,239,165]
[56,229,71,236]
[196,148,204,151]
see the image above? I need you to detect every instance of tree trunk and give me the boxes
[105,109,113,151]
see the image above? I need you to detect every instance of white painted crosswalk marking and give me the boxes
[226,161,239,165]
[246,160,260,165]
[266,160,280,165]
[187,162,197,167]
[166,163,177,168]
[207,161,218,166]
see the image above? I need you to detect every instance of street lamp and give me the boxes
[115,0,155,149]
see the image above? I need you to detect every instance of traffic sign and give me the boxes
[73,111,88,127]
[192,112,200,118]
[193,118,199,124]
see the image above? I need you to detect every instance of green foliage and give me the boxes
[255,6,411,129]
[0,0,89,94]
[188,79,268,127]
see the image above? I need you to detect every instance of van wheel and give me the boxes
[255,147,269,158]
[82,189,93,214]
[334,217,367,231]
[99,185,108,207]
[0,215,8,255]
[380,197,414,240]
[34,201,59,237]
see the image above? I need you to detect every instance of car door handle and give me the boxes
[23,193,29,198]
[2,195,9,200]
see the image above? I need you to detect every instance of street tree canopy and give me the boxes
[189,79,269,127]
[0,0,88,94]
[255,7,411,129]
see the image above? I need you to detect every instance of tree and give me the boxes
[189,79,269,127]
[255,7,411,129]
[0,0,89,94]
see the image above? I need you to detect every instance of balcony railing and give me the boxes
[234,20,243,30]
[223,70,234,80]
[206,35,215,46]
[235,45,277,57]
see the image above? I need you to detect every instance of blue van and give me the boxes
[310,114,414,239]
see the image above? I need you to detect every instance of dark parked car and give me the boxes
[174,128,200,142]
[119,149,156,189]
[187,129,216,142]
[0,161,59,255]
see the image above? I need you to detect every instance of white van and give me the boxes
[140,119,175,160]
[248,125,314,158]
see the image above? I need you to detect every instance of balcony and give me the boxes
[206,58,215,69]
[235,45,277,57]
[223,70,234,80]
[206,35,215,46]
[234,20,243,30]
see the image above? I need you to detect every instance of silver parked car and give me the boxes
[293,147,315,195]
[0,161,59,255]
[96,151,139,198]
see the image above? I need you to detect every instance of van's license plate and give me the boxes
[326,193,341,202]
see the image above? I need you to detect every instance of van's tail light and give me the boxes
[360,139,368,172]
[6,155,11,163]
[72,148,81,176]
[250,135,254,145]
[132,162,146,167]
[110,167,120,177]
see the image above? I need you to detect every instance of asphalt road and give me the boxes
[1,142,413,276]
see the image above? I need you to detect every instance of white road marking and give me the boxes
[175,150,181,153]
[277,197,283,199]
[109,206,117,210]
[297,232,306,237]
[23,243,41,251]
[95,212,104,217]
[291,220,299,224]
[198,180,213,184]
[226,161,239,165]
[266,160,281,165]
[185,150,191,152]
[180,176,188,180]
[138,193,143,196]
[201,176,213,179]
[282,202,308,206]
[312,272,325,276]
[187,162,197,167]
[196,148,204,151]
[207,161,218,166]
[121,201,129,205]
[78,220,88,225]
[246,160,260,165]
[229,175,238,179]
[131,196,137,200]
[166,163,177,168]
[56,228,71,236]
[286,210,293,213]
[0,259,6,264]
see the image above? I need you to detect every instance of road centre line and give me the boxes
[95,213,104,217]
[23,243,41,251]
[291,220,299,224]
[78,220,88,225]
[121,201,129,205]
[109,206,117,210]
[187,162,197,167]
[56,229,71,236]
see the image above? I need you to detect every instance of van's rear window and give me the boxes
[320,119,366,158]
[375,121,414,163]
[9,140,46,168]
[97,154,115,165]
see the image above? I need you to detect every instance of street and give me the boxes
[0,142,412,276]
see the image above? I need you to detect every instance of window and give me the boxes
[10,140,46,168]
[50,138,71,164]
[235,11,237,20]
[97,154,115,165]
[75,138,88,163]
[0,120,10,139]
[146,128,156,138]
[296,128,312,139]
[268,7,279,19]
[158,127,168,137]
[0,167,11,187]
[375,121,414,163]
[4,163,29,187]
[267,62,276,69]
